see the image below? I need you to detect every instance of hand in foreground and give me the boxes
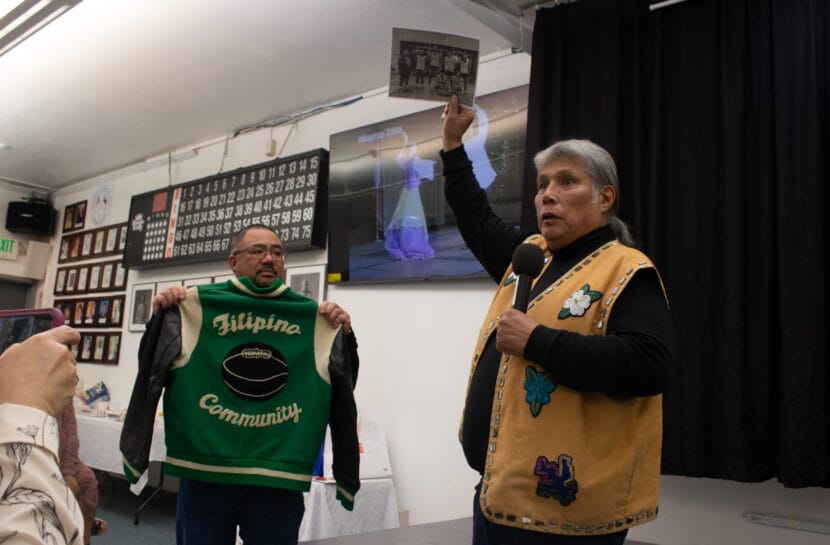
[495,309,539,357]
[0,325,80,416]
[318,301,351,334]
[442,95,476,151]
[152,285,188,314]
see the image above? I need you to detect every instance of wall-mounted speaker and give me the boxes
[5,201,57,236]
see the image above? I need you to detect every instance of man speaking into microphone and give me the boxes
[440,95,673,545]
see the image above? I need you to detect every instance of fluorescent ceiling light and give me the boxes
[0,0,83,58]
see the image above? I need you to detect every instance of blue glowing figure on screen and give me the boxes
[384,134,437,260]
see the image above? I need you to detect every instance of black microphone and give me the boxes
[511,244,545,313]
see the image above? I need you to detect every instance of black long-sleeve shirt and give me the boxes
[441,145,673,474]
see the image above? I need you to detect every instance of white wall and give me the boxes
[30,50,830,544]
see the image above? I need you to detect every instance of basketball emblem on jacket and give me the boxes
[222,343,288,400]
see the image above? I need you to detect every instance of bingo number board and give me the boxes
[124,149,328,268]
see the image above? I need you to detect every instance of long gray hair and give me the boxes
[533,139,636,247]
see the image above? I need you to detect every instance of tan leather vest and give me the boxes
[464,234,665,535]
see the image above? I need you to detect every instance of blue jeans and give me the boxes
[176,478,305,545]
[473,483,628,545]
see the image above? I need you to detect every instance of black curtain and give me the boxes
[524,0,829,487]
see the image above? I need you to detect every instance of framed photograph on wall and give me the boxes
[54,269,67,294]
[76,266,89,293]
[110,295,125,326]
[100,262,114,290]
[118,224,128,251]
[105,226,118,253]
[66,269,77,293]
[184,277,212,289]
[81,232,93,257]
[286,264,326,303]
[93,229,105,254]
[88,265,101,291]
[79,334,93,361]
[73,202,86,231]
[92,333,106,361]
[105,333,121,364]
[112,262,128,289]
[69,236,81,260]
[63,201,86,233]
[72,300,84,326]
[59,238,70,261]
[129,283,156,332]
[97,298,110,325]
[155,280,183,295]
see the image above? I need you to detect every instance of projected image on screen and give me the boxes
[328,85,528,283]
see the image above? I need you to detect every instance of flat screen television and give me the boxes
[328,84,528,284]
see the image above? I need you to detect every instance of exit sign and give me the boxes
[0,238,19,261]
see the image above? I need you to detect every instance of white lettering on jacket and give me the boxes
[212,312,302,336]
[199,394,303,426]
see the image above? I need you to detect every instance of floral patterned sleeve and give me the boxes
[0,404,83,545]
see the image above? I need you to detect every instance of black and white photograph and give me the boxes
[286,264,326,303]
[389,27,478,106]
[113,262,127,289]
[106,226,118,252]
[93,334,105,361]
[81,232,93,257]
[76,266,89,293]
[129,283,155,332]
[100,263,113,289]
[88,265,101,291]
[110,296,124,326]
[118,224,128,251]
[54,269,66,294]
[80,334,92,360]
[106,333,121,363]
[66,269,77,293]
[93,229,105,254]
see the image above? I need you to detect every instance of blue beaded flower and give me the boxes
[524,366,556,417]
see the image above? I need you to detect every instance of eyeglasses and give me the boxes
[231,245,285,260]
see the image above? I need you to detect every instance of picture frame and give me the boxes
[112,262,128,289]
[54,269,67,294]
[83,299,97,325]
[81,232,93,257]
[63,201,86,233]
[76,266,89,293]
[286,264,326,303]
[105,226,118,253]
[69,235,81,259]
[93,333,106,361]
[129,283,156,332]
[118,224,128,251]
[183,277,212,289]
[97,298,110,325]
[93,229,106,255]
[155,280,183,293]
[110,295,125,326]
[73,202,86,231]
[72,300,84,326]
[105,332,121,363]
[100,262,114,290]
[59,238,70,261]
[88,265,101,292]
[66,268,77,293]
[79,334,93,361]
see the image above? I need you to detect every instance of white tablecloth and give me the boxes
[299,478,400,541]
[75,413,165,475]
